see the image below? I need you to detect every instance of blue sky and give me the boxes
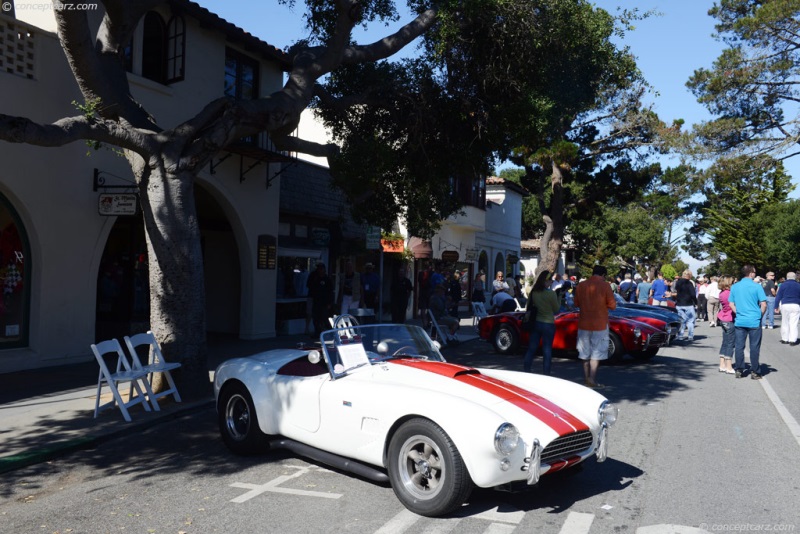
[200,1,791,270]
[202,0,723,133]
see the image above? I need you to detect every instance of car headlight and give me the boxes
[633,327,642,339]
[598,400,618,427]
[494,423,520,455]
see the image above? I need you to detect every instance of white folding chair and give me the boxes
[427,310,449,346]
[92,339,153,422]
[514,298,525,311]
[471,301,488,328]
[123,331,182,408]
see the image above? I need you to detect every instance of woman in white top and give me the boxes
[705,276,721,327]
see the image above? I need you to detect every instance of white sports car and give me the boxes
[214,323,618,517]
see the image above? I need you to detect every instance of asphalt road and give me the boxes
[1,321,798,534]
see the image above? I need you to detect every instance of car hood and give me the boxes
[366,359,599,437]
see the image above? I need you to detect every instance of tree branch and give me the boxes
[342,9,437,64]
[0,113,150,153]
[272,133,340,158]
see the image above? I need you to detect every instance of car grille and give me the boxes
[541,430,594,464]
[648,332,670,346]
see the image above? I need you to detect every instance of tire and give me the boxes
[607,332,624,363]
[492,324,519,354]
[218,381,268,455]
[634,347,659,360]
[387,418,473,517]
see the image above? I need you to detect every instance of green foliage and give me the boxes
[72,97,103,154]
[685,154,794,269]
[660,264,677,280]
[751,200,800,273]
[687,0,800,159]
[316,0,654,237]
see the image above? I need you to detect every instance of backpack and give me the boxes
[620,282,634,301]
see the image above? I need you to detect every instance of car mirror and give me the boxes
[376,341,389,354]
[432,341,442,350]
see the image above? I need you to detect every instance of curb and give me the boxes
[0,399,214,475]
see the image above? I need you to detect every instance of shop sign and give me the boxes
[441,250,459,262]
[366,226,382,250]
[465,248,479,261]
[98,193,138,216]
[381,238,404,253]
[311,228,330,246]
[257,235,277,270]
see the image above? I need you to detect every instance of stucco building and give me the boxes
[0,0,292,372]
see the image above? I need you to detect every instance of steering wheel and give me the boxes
[392,346,416,358]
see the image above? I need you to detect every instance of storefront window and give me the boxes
[277,255,319,298]
[0,195,29,347]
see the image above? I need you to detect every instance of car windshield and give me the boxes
[319,324,445,378]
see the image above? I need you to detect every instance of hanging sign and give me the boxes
[98,194,138,216]
[441,250,460,262]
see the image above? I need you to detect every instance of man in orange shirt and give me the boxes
[573,265,617,388]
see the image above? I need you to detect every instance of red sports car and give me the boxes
[478,311,670,361]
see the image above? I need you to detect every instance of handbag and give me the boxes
[521,305,537,332]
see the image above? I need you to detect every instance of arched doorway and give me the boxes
[0,194,30,348]
[494,252,505,278]
[95,185,241,340]
[478,250,488,275]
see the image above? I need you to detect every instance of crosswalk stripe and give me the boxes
[374,509,420,534]
[558,512,595,534]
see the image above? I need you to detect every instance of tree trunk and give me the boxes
[537,161,566,275]
[135,158,210,399]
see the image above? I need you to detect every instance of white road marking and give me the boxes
[759,377,800,449]
[230,465,342,503]
[483,523,516,534]
[419,516,461,534]
[472,505,525,524]
[636,526,709,534]
[373,509,420,534]
[558,512,595,534]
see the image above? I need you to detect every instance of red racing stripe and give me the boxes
[389,359,588,435]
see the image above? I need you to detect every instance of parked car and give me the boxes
[215,323,618,517]
[479,310,670,361]
[611,296,681,342]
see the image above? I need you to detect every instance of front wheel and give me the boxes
[634,347,659,360]
[218,381,268,455]
[607,332,624,363]
[387,418,473,517]
[492,324,519,354]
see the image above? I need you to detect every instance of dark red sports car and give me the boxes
[478,310,670,361]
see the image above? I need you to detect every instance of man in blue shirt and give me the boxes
[729,264,767,379]
[650,272,668,306]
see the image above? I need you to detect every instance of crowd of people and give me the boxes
[306,258,800,384]
[603,265,800,380]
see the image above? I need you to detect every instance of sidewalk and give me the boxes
[0,317,479,474]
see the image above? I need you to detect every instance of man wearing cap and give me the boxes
[775,272,800,345]
[573,265,616,388]
[762,271,777,329]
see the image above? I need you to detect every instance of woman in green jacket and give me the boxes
[523,270,562,375]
